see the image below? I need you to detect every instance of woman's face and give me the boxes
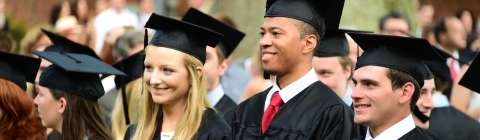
[59,1,71,18]
[461,11,473,33]
[144,46,191,105]
[77,0,88,18]
[33,86,63,129]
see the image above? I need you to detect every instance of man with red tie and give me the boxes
[228,0,359,139]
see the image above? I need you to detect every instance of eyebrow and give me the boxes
[353,78,379,85]
[260,26,285,31]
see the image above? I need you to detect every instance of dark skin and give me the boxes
[259,17,317,89]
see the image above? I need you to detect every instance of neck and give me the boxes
[338,81,348,98]
[441,44,456,55]
[162,99,186,132]
[208,79,220,93]
[55,122,63,134]
[369,110,410,138]
[276,63,311,89]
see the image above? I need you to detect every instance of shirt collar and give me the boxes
[265,68,318,110]
[343,86,353,106]
[208,84,225,107]
[438,45,459,59]
[365,114,416,140]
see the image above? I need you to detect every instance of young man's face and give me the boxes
[414,79,435,129]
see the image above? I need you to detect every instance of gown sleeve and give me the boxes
[312,104,359,140]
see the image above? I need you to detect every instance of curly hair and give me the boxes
[0,79,46,140]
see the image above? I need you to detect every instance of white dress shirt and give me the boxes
[365,114,416,140]
[94,8,139,53]
[433,93,450,108]
[264,68,318,111]
[208,84,225,107]
[343,86,353,106]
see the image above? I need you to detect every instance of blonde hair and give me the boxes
[130,45,211,140]
[111,78,143,140]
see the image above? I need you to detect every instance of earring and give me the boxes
[58,110,61,113]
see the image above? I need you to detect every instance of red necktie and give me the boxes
[450,60,458,81]
[262,91,284,134]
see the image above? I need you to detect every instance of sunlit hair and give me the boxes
[49,89,114,140]
[111,78,143,140]
[0,79,46,140]
[131,45,211,140]
[337,56,354,79]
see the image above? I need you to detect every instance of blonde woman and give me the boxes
[123,13,230,140]
[110,53,144,139]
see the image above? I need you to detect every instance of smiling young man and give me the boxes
[229,0,359,139]
[348,33,444,140]
[181,8,245,118]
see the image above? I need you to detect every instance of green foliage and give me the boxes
[6,15,27,54]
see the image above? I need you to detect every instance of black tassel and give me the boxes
[120,63,130,125]
[413,106,429,123]
[144,29,148,48]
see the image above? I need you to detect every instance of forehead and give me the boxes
[312,56,341,69]
[205,46,217,55]
[145,46,185,65]
[353,65,389,81]
[262,17,298,30]
[422,79,435,89]
[385,18,409,27]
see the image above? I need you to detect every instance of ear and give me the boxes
[195,66,203,79]
[218,60,229,76]
[58,97,67,115]
[398,82,415,105]
[438,32,447,43]
[302,34,317,54]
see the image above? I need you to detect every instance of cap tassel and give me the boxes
[144,29,148,49]
[413,105,429,123]
[356,45,359,60]
[120,63,130,125]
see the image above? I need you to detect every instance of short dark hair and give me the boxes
[290,19,320,43]
[379,11,412,31]
[432,15,456,43]
[386,68,421,111]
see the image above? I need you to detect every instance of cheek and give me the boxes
[143,72,152,84]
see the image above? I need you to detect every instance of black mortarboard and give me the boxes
[349,33,445,87]
[41,29,100,60]
[314,29,373,57]
[144,13,224,64]
[110,52,143,125]
[421,63,434,80]
[458,54,480,93]
[31,51,126,100]
[0,52,40,91]
[265,0,345,38]
[182,8,245,58]
[432,47,470,66]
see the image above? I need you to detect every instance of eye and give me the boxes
[320,71,331,76]
[259,32,265,37]
[163,68,173,74]
[364,82,375,88]
[272,31,280,36]
[145,65,152,72]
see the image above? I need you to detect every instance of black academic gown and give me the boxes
[427,106,480,140]
[214,95,237,120]
[352,127,433,140]
[123,108,230,140]
[229,81,358,140]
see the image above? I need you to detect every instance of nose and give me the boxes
[351,86,364,100]
[149,71,162,85]
[35,70,41,86]
[259,34,272,49]
[33,94,39,105]
[422,94,434,110]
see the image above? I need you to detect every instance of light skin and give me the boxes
[451,65,480,120]
[203,46,228,92]
[110,0,126,13]
[413,79,434,129]
[351,66,414,138]
[260,17,316,89]
[439,17,467,54]
[460,11,473,33]
[381,18,410,37]
[34,86,66,134]
[143,46,202,131]
[312,57,351,98]
[417,5,435,28]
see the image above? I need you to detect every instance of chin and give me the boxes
[354,116,370,126]
[151,96,169,104]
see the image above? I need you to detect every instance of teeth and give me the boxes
[263,53,275,56]
[356,105,371,108]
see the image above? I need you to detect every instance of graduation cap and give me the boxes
[349,33,445,88]
[458,54,480,93]
[265,0,345,38]
[0,51,41,91]
[182,8,245,58]
[31,50,126,100]
[420,63,434,80]
[144,13,224,64]
[412,63,434,123]
[41,29,100,60]
[109,52,144,125]
[314,29,373,57]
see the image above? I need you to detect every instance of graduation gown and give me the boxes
[229,81,358,140]
[214,95,237,120]
[427,106,480,140]
[123,108,230,140]
[353,127,433,140]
